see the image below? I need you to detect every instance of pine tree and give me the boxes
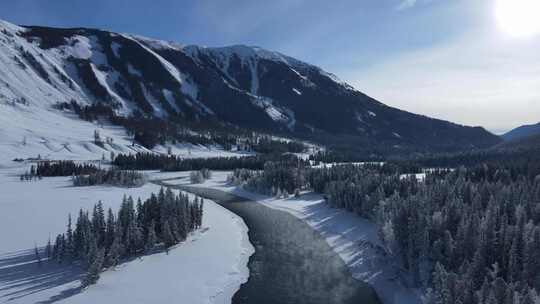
[65,213,74,261]
[34,244,42,266]
[94,129,102,145]
[82,248,104,287]
[197,199,204,228]
[86,236,98,269]
[162,220,174,251]
[105,208,115,249]
[54,234,65,264]
[92,201,106,247]
[45,237,52,259]
[145,220,157,252]
[105,230,122,268]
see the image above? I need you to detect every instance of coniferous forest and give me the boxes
[43,188,203,287]
[230,151,540,304]
[113,152,308,171]
[21,161,99,180]
[72,168,145,187]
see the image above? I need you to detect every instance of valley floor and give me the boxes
[0,166,253,304]
[161,171,423,304]
[1,166,421,304]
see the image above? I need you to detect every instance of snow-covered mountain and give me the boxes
[0,19,500,158]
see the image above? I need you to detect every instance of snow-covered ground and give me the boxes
[162,171,422,304]
[399,173,426,181]
[0,101,251,164]
[0,166,253,304]
[310,161,385,168]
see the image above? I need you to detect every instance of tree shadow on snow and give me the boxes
[1,237,206,303]
[0,248,84,303]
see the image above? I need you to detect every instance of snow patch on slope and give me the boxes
[249,60,259,95]
[0,19,25,33]
[63,35,93,59]
[162,88,181,113]
[127,63,142,77]
[251,96,295,128]
[141,83,166,118]
[90,63,124,105]
[126,34,212,115]
[111,41,121,57]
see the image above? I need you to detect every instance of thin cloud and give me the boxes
[396,0,417,10]
[396,0,438,11]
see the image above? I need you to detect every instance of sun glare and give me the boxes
[495,0,540,38]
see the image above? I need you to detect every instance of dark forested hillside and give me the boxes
[502,122,540,141]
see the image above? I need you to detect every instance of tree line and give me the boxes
[21,161,99,179]
[72,168,145,187]
[250,137,306,154]
[391,149,540,181]
[39,188,204,287]
[113,152,307,172]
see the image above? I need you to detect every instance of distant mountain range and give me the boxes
[501,122,540,141]
[0,20,501,155]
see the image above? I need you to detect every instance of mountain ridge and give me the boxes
[502,122,540,141]
[0,20,501,155]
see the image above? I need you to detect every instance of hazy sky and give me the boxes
[1,0,539,133]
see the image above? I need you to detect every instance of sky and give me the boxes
[0,0,539,133]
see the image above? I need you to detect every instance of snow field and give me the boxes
[0,166,253,304]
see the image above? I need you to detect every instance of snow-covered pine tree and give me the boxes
[161,220,174,251]
[45,237,52,259]
[145,220,157,252]
[82,248,104,288]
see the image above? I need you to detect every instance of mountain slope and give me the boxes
[0,20,500,155]
[502,122,540,141]
[497,133,540,151]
